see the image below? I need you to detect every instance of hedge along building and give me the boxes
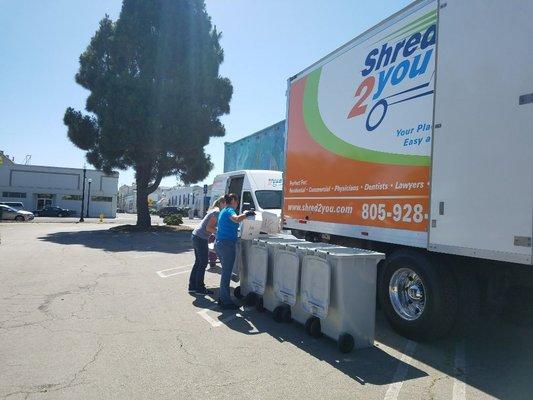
[223,120,286,172]
[0,150,119,217]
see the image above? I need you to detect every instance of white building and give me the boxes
[118,184,136,213]
[0,151,119,218]
[118,184,172,213]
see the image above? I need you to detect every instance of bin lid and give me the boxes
[287,242,344,251]
[315,247,385,258]
[256,235,304,245]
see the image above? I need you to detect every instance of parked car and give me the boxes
[0,201,25,210]
[33,206,75,217]
[157,206,179,218]
[0,204,34,221]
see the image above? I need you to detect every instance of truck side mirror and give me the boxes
[242,202,252,212]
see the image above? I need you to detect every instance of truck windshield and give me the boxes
[255,190,282,210]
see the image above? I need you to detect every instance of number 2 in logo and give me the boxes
[347,75,388,131]
[347,76,375,119]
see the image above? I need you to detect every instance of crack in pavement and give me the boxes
[2,342,104,400]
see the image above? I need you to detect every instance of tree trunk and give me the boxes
[135,166,164,229]
[135,172,151,229]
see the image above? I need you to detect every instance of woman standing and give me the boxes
[215,193,255,309]
[188,197,226,295]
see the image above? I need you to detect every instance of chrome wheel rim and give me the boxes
[389,267,426,321]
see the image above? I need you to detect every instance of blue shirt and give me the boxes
[216,207,239,241]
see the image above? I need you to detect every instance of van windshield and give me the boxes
[255,190,282,210]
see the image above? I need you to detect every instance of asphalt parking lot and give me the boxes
[1,221,532,399]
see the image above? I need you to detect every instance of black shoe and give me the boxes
[195,288,214,295]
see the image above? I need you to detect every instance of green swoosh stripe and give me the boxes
[389,17,436,43]
[302,68,431,166]
[370,8,437,46]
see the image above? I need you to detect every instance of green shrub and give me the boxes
[175,207,190,217]
[163,213,183,226]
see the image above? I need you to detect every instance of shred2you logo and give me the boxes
[301,6,437,165]
[347,9,437,132]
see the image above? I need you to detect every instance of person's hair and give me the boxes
[224,193,238,205]
[211,196,226,210]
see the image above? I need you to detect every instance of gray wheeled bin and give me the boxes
[300,247,384,352]
[270,242,345,323]
[236,234,304,309]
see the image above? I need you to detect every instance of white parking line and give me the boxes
[197,306,256,330]
[453,340,467,400]
[156,265,191,278]
[197,309,224,327]
[383,340,418,400]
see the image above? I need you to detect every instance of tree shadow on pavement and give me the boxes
[38,228,193,254]
[191,294,427,386]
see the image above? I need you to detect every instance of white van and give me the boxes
[211,170,283,215]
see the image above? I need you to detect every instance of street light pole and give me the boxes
[79,166,86,222]
[86,179,92,218]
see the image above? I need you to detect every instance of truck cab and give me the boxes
[211,170,283,215]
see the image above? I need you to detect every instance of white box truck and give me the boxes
[283,0,533,340]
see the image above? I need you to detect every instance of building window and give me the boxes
[91,196,113,202]
[62,195,83,201]
[2,191,26,198]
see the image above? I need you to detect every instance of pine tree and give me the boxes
[64,0,232,227]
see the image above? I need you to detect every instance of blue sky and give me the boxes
[1,0,411,187]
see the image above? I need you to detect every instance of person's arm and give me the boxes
[205,214,218,234]
[229,209,254,224]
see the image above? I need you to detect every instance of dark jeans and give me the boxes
[189,234,209,290]
[215,239,236,304]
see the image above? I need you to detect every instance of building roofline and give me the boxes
[9,163,119,177]
[225,119,286,146]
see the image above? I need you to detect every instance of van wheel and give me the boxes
[379,250,458,341]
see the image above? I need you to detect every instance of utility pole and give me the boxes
[79,166,86,222]
[86,179,92,218]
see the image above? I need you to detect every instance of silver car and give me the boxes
[0,204,34,221]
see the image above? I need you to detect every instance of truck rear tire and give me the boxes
[379,249,458,341]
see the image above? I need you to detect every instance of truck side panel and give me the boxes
[283,0,437,248]
[429,0,533,265]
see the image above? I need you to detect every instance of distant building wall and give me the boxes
[0,162,118,218]
[224,120,286,172]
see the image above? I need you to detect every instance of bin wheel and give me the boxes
[234,286,243,299]
[338,333,355,353]
[305,317,322,338]
[245,293,256,307]
[273,306,284,323]
[281,307,292,323]
[255,297,265,313]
